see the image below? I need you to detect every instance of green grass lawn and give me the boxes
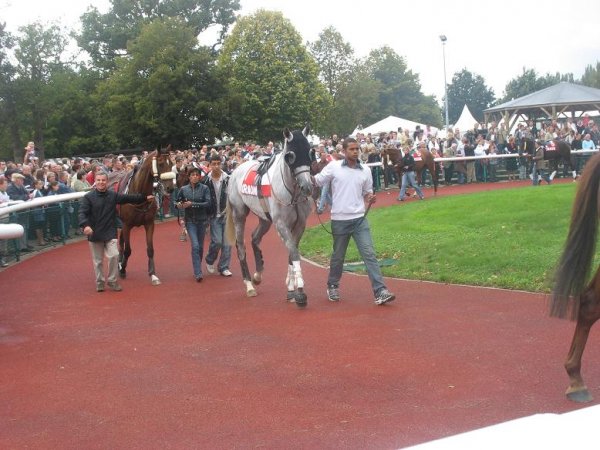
[300,183,595,293]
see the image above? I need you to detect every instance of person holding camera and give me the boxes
[176,166,212,282]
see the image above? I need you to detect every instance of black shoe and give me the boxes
[195,276,203,282]
[327,285,340,302]
[96,282,105,292]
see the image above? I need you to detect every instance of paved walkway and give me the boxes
[1,179,596,449]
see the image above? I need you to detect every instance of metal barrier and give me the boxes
[0,191,172,267]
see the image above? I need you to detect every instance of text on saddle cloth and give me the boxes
[242,167,271,197]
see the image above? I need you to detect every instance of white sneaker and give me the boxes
[206,263,216,274]
[220,269,233,277]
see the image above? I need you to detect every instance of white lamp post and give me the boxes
[440,35,449,132]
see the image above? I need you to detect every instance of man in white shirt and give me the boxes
[313,138,395,306]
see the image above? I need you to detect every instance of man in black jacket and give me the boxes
[78,171,154,292]
[203,155,232,277]
[176,166,211,282]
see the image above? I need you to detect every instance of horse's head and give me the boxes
[152,145,176,194]
[283,124,313,197]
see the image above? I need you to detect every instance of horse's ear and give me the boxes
[284,128,293,142]
[302,123,311,137]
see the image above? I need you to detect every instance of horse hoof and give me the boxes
[566,387,593,403]
[253,272,262,285]
[151,275,161,286]
[246,289,257,297]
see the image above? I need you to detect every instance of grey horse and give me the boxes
[225,125,314,307]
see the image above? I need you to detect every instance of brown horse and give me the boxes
[550,152,600,402]
[382,145,438,194]
[521,138,576,179]
[118,147,175,285]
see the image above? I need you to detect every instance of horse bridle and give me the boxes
[266,153,311,207]
[151,156,176,196]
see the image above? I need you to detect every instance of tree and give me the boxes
[218,10,331,142]
[447,69,495,123]
[581,62,600,89]
[98,17,226,149]
[360,46,442,128]
[12,22,68,161]
[77,0,241,71]
[309,26,353,99]
[332,66,382,136]
[500,68,574,103]
[0,23,20,160]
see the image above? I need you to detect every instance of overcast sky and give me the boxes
[2,0,599,102]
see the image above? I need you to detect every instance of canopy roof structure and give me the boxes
[453,105,479,133]
[352,115,438,137]
[484,82,600,130]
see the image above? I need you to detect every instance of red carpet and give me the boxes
[1,179,597,449]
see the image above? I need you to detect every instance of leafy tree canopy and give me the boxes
[98,17,225,149]
[447,68,495,123]
[77,0,240,71]
[218,9,331,142]
[500,68,574,103]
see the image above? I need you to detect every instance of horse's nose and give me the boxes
[301,183,313,197]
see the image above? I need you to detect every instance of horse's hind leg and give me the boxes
[564,287,600,402]
[145,222,160,285]
[119,226,132,279]
[251,218,271,285]
[232,208,256,297]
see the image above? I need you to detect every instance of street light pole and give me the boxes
[440,35,449,132]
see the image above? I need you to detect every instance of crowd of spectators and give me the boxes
[1,116,599,267]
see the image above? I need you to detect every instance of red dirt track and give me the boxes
[1,179,598,449]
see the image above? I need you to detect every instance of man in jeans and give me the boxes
[203,155,232,277]
[312,138,395,305]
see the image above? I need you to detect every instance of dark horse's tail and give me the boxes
[551,153,600,320]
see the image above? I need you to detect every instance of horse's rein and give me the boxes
[314,196,374,236]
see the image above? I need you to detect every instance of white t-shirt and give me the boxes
[314,159,372,221]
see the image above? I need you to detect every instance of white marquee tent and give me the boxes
[352,115,438,137]
[452,104,478,133]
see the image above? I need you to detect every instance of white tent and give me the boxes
[353,115,438,137]
[452,105,478,133]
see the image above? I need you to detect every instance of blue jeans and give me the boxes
[398,171,424,200]
[205,215,231,272]
[186,221,207,278]
[532,166,550,185]
[328,217,386,295]
[317,182,332,213]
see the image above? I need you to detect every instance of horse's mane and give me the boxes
[129,150,158,194]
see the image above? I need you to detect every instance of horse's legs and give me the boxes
[119,226,132,279]
[274,217,307,307]
[232,208,256,297]
[564,287,600,402]
[144,221,160,285]
[250,218,271,285]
